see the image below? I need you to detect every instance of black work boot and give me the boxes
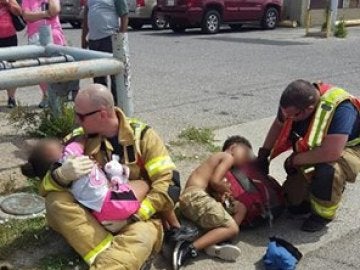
[288,201,311,216]
[301,213,331,232]
[165,225,199,242]
[173,241,198,270]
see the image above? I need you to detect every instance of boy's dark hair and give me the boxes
[21,139,59,180]
[222,135,252,151]
[280,79,319,110]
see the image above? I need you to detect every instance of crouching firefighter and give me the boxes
[39,84,181,269]
[256,79,360,232]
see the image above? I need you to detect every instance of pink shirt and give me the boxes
[0,4,16,38]
[22,0,66,45]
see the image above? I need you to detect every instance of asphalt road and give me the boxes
[5,24,360,141]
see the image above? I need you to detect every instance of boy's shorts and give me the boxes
[179,186,233,229]
[92,184,140,222]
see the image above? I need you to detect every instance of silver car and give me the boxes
[60,0,85,29]
[127,0,167,30]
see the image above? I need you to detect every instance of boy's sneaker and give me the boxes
[38,96,48,108]
[165,225,199,242]
[173,241,198,270]
[7,97,17,108]
[204,243,241,261]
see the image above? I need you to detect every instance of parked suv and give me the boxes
[60,0,85,29]
[157,0,282,34]
[127,0,167,30]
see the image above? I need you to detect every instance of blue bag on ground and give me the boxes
[263,237,303,270]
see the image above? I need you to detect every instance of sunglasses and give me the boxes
[75,109,101,122]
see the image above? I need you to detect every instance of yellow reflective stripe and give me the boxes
[308,87,351,148]
[138,198,156,220]
[41,172,64,192]
[83,233,113,265]
[310,197,338,219]
[128,118,147,156]
[145,156,176,177]
[63,127,84,143]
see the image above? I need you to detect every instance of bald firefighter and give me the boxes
[40,84,180,269]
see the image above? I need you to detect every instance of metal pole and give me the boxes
[0,45,45,61]
[45,44,113,60]
[330,0,339,33]
[0,59,123,89]
[0,55,74,70]
[112,32,133,117]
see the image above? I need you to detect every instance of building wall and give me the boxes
[283,0,360,26]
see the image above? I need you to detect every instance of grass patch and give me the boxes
[178,127,220,152]
[39,253,86,270]
[179,127,214,144]
[0,217,47,258]
[8,103,76,139]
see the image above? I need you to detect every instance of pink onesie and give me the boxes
[63,142,140,222]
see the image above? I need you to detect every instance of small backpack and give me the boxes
[225,162,285,227]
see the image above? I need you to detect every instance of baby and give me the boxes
[21,138,149,225]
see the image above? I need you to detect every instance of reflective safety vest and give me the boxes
[271,83,360,163]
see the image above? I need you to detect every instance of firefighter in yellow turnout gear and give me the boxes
[40,84,179,269]
[257,80,360,232]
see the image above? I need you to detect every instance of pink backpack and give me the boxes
[225,162,285,227]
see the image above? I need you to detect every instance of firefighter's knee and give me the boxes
[168,170,181,203]
[311,163,334,202]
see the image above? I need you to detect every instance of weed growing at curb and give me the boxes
[178,127,220,152]
[335,20,347,38]
[8,103,76,139]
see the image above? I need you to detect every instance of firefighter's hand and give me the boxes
[284,154,298,176]
[102,220,129,234]
[133,198,156,221]
[53,156,94,186]
[256,147,271,175]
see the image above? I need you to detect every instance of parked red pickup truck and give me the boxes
[157,0,282,34]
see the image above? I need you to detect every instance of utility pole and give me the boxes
[328,0,339,36]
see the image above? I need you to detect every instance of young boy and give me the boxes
[173,135,253,269]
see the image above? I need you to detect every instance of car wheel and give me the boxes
[229,24,242,31]
[262,7,279,29]
[151,11,167,30]
[70,21,82,29]
[129,21,144,30]
[202,10,221,34]
[170,23,186,33]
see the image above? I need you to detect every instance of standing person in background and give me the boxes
[0,0,22,108]
[81,0,130,105]
[22,0,66,108]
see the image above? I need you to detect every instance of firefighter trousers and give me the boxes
[45,191,163,270]
[283,145,360,219]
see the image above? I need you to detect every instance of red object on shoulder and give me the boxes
[225,161,285,227]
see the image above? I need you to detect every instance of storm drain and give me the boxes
[0,193,45,222]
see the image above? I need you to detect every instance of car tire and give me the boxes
[129,21,144,30]
[151,10,167,30]
[261,6,279,29]
[70,21,82,29]
[202,10,221,34]
[229,24,242,31]
[170,23,186,33]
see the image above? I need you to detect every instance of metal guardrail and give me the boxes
[0,25,133,117]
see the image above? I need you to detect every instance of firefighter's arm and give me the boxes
[39,156,94,196]
[135,128,177,221]
[210,153,233,194]
[293,134,348,166]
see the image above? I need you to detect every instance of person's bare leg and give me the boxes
[6,88,16,98]
[192,220,239,251]
[129,180,149,201]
